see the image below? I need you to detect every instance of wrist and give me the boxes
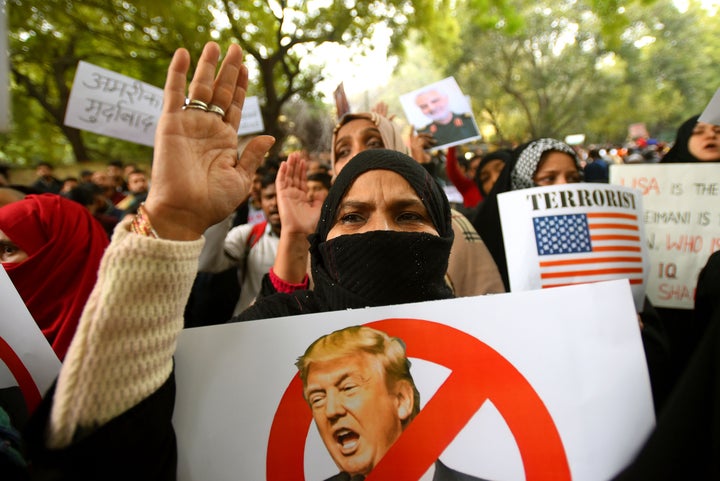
[141,199,204,241]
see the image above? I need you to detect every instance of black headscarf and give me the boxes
[472,149,514,197]
[310,149,454,309]
[236,149,454,321]
[661,115,701,163]
[471,138,580,290]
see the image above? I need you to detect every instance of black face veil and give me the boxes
[308,149,455,309]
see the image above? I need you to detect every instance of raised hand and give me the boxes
[409,130,436,165]
[145,42,275,240]
[276,152,323,236]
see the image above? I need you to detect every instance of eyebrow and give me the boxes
[305,371,353,397]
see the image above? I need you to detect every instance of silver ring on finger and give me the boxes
[207,104,226,117]
[183,98,209,111]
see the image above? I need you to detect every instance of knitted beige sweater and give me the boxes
[46,218,204,448]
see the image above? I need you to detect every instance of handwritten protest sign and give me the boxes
[64,61,265,146]
[0,267,61,413]
[173,280,654,481]
[64,61,163,146]
[498,183,648,311]
[610,163,720,309]
[236,95,265,136]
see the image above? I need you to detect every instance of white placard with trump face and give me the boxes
[173,280,654,481]
[498,183,649,311]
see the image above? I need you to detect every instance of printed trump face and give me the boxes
[304,351,413,476]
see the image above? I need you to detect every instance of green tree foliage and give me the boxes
[2,0,215,164]
[438,0,719,145]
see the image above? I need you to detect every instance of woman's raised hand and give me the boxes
[145,42,275,240]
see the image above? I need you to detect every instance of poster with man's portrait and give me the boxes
[172,280,655,481]
[399,77,481,151]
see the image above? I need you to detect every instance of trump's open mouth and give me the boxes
[334,428,360,454]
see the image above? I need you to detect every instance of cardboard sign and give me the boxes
[610,163,720,309]
[0,266,61,413]
[498,183,648,311]
[64,61,265,145]
[173,280,654,481]
[399,77,481,151]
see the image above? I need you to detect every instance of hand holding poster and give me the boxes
[173,280,654,481]
[498,183,648,310]
[610,163,720,309]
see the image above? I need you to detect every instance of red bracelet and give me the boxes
[130,203,160,239]
[269,267,309,293]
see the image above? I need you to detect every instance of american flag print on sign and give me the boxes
[533,212,644,288]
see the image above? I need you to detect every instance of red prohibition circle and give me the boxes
[0,335,42,413]
[267,318,570,481]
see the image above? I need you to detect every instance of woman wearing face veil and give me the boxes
[236,148,455,321]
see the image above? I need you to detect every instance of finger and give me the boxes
[163,48,191,115]
[225,64,248,130]
[276,159,289,190]
[187,42,221,104]
[238,135,275,179]
[210,44,243,113]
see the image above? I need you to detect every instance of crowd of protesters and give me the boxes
[0,38,718,480]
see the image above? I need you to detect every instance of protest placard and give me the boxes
[0,266,61,414]
[64,61,265,146]
[610,163,720,309]
[699,86,720,125]
[173,280,654,481]
[399,77,481,151]
[498,183,648,311]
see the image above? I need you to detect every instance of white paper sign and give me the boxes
[498,183,648,311]
[698,86,720,125]
[0,6,11,133]
[64,61,265,145]
[173,280,654,481]
[0,266,61,412]
[64,61,163,146]
[610,163,720,309]
[237,96,265,135]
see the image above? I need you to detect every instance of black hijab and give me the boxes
[236,149,454,321]
[661,115,701,163]
[471,138,581,290]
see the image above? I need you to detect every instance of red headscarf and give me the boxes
[0,194,109,360]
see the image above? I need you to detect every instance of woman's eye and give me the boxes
[367,138,384,149]
[338,213,364,224]
[397,212,423,222]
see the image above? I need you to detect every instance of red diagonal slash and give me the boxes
[267,319,570,481]
[0,335,42,413]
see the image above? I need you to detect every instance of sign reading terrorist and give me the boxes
[498,183,648,311]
